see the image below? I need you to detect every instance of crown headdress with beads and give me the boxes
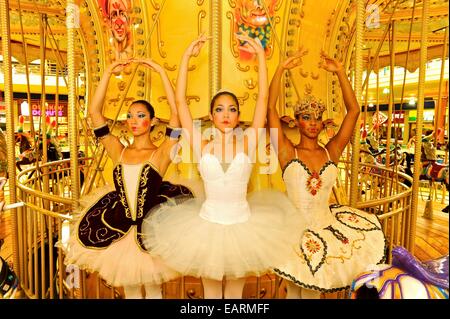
[294,94,326,119]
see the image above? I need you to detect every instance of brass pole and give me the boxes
[409,0,429,253]
[435,27,448,147]
[67,1,80,204]
[40,14,49,196]
[55,53,60,138]
[17,0,35,137]
[209,0,221,101]
[375,57,380,141]
[0,0,20,277]
[349,0,364,206]
[385,22,395,169]
[361,1,400,90]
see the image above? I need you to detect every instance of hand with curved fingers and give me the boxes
[134,58,164,73]
[319,50,344,73]
[236,34,265,56]
[106,58,133,74]
[281,47,309,70]
[323,118,338,132]
[185,33,211,58]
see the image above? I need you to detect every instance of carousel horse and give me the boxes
[15,133,36,171]
[0,177,21,299]
[350,246,449,299]
[0,256,19,298]
[0,132,6,180]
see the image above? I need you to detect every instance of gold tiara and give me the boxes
[294,94,326,118]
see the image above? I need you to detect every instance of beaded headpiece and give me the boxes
[294,94,326,119]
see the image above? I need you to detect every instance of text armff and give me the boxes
[179,303,270,316]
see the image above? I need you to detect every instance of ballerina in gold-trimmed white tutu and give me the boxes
[267,50,387,298]
[142,34,299,299]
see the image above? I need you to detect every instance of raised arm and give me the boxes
[134,58,181,172]
[136,58,179,144]
[237,35,268,131]
[321,51,360,161]
[139,59,178,128]
[175,34,209,153]
[88,60,131,162]
[267,50,307,158]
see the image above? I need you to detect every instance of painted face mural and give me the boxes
[99,0,133,60]
[235,0,279,60]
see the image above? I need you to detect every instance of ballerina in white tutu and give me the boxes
[62,58,192,299]
[142,34,298,299]
[267,51,387,298]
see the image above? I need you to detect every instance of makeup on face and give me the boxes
[212,96,240,129]
[126,105,151,134]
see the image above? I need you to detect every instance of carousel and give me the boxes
[0,0,448,300]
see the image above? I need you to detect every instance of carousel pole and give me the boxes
[66,1,80,203]
[40,14,49,193]
[17,0,35,137]
[385,22,395,171]
[435,27,448,147]
[408,0,429,253]
[349,0,364,206]
[0,0,20,277]
[55,56,60,138]
[209,0,221,102]
[375,57,380,141]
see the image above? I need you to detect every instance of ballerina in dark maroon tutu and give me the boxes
[62,58,191,299]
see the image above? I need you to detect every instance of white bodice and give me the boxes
[121,163,145,221]
[283,159,338,228]
[198,152,253,224]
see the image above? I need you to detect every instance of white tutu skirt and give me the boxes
[142,190,302,281]
[61,185,179,287]
[274,204,387,292]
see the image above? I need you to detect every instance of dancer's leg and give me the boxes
[123,285,143,299]
[144,283,162,299]
[202,278,223,299]
[285,280,302,299]
[223,278,246,299]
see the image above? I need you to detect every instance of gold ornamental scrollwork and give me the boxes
[151,130,164,143]
[150,0,161,10]
[275,0,284,11]
[164,63,177,71]
[228,0,236,8]
[157,96,169,103]
[197,0,205,6]
[244,78,257,90]
[158,95,198,105]
[267,15,281,59]
[186,96,201,105]
[226,11,239,58]
[237,92,249,105]
[299,68,309,78]
[236,63,250,72]
[198,10,206,35]
[152,13,167,58]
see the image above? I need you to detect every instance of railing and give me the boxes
[12,160,413,299]
[337,161,414,260]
